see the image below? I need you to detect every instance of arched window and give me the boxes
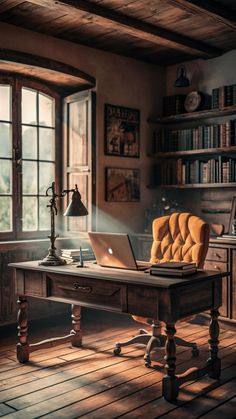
[0,77,60,239]
[0,75,95,240]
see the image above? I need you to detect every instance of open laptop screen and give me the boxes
[88,232,148,270]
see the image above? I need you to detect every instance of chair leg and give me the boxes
[175,336,199,357]
[114,321,162,359]
[144,335,162,367]
[139,328,149,335]
[114,333,150,355]
[113,321,199,363]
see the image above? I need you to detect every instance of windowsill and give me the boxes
[0,233,89,250]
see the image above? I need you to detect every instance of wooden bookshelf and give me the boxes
[151,146,236,159]
[149,105,236,125]
[149,106,236,188]
[147,182,236,189]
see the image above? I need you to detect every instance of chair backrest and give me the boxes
[150,212,210,268]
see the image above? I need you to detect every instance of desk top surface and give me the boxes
[9,260,225,289]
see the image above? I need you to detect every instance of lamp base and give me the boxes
[39,253,66,266]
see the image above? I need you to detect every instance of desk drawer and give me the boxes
[127,286,159,318]
[49,274,127,312]
[15,269,47,297]
[204,260,228,272]
[206,247,228,262]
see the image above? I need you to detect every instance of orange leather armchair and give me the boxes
[114,212,210,367]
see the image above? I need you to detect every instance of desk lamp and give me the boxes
[39,181,88,266]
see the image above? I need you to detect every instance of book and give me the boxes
[217,234,236,240]
[150,267,197,277]
[61,248,82,256]
[61,247,95,261]
[151,261,196,270]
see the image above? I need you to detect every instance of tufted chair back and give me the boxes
[150,212,210,269]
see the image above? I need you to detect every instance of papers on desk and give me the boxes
[150,261,197,277]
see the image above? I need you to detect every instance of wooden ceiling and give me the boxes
[1,0,236,66]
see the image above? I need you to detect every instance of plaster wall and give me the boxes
[0,23,165,234]
[166,50,236,97]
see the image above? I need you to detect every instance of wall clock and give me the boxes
[184,91,202,113]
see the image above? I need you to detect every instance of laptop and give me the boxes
[88,232,151,270]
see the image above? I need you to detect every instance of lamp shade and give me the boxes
[174,65,190,88]
[63,185,88,217]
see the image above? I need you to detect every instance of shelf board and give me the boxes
[148,106,236,125]
[147,183,236,189]
[151,146,236,158]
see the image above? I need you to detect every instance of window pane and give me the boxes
[39,93,54,127]
[67,174,88,232]
[69,100,87,166]
[0,196,12,231]
[22,88,37,125]
[0,159,11,193]
[22,197,38,231]
[0,122,11,158]
[39,162,55,194]
[39,128,55,161]
[0,85,11,121]
[22,161,38,194]
[22,126,37,159]
[39,196,50,230]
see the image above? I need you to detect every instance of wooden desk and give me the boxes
[10,261,224,401]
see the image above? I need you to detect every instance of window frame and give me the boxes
[0,75,62,241]
[63,90,96,235]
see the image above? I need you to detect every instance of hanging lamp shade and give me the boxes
[63,185,88,216]
[174,65,190,88]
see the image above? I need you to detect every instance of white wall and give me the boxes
[0,23,165,233]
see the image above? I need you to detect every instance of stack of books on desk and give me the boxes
[61,248,94,263]
[217,234,236,240]
[150,261,197,277]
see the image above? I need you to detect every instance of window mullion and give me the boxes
[12,78,22,239]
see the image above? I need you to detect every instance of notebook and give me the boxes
[88,232,151,270]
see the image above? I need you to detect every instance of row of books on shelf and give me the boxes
[152,120,236,153]
[212,85,236,109]
[163,94,185,117]
[153,157,236,185]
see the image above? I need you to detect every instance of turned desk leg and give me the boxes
[208,308,221,379]
[16,297,29,363]
[71,304,82,347]
[163,323,179,401]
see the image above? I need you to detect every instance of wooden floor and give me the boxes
[1,310,236,419]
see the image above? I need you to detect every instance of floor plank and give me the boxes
[1,310,236,418]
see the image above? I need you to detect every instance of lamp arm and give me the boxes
[61,184,80,196]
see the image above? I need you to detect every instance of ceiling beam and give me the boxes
[168,0,236,30]
[27,0,222,58]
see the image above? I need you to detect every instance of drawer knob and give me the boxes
[73,284,92,293]
[214,265,221,271]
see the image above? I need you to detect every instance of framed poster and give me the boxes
[105,167,140,202]
[104,104,140,157]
